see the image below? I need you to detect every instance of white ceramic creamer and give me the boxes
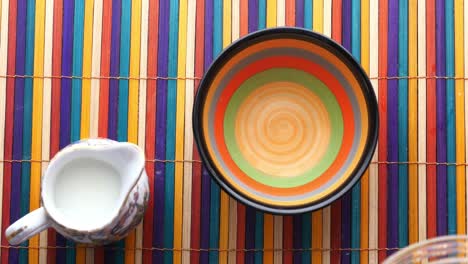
[5,138,150,245]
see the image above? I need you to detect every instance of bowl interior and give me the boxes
[194,28,378,214]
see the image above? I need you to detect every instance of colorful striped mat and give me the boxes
[0,0,465,263]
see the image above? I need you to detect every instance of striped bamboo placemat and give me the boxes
[0,0,465,263]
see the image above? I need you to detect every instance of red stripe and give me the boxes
[47,0,63,261]
[377,0,388,261]
[283,216,293,264]
[95,0,112,260]
[330,200,342,263]
[285,0,295,26]
[332,0,342,43]
[235,6,248,263]
[98,0,112,138]
[1,4,16,259]
[330,4,342,262]
[426,0,437,239]
[142,0,159,262]
[235,205,246,264]
[190,1,204,262]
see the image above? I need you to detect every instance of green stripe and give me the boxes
[20,0,36,261]
[445,0,457,235]
[224,68,343,187]
[301,213,311,263]
[398,0,409,247]
[164,0,180,262]
[351,0,361,261]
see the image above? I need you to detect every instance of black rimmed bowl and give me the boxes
[193,27,378,214]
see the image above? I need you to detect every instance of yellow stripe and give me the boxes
[174,0,188,263]
[29,0,46,262]
[76,2,94,262]
[267,0,277,28]
[455,0,466,234]
[408,0,418,243]
[360,1,369,263]
[80,0,94,140]
[124,0,141,262]
[263,214,274,263]
[219,1,232,263]
[312,211,322,263]
[313,0,324,32]
[134,0,148,262]
[417,0,427,241]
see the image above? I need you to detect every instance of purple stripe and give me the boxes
[293,215,302,263]
[104,0,122,261]
[435,0,447,236]
[9,0,26,262]
[199,0,213,263]
[245,206,255,264]
[340,1,352,263]
[296,0,304,27]
[248,0,258,33]
[199,167,211,263]
[56,0,75,262]
[152,0,169,262]
[108,0,121,142]
[387,0,399,253]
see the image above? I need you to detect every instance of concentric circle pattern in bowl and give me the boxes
[193,27,378,214]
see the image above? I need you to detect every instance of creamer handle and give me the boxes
[5,207,51,245]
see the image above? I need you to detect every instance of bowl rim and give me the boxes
[192,27,379,215]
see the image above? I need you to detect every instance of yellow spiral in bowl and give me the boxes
[235,82,332,178]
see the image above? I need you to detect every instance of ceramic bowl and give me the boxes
[193,27,378,214]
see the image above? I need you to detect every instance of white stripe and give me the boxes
[89,0,103,139]
[277,0,285,26]
[273,216,283,264]
[182,0,196,262]
[0,0,8,259]
[418,0,427,242]
[323,0,332,37]
[368,0,379,262]
[86,0,103,262]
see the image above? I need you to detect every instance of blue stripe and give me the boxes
[258,0,266,29]
[209,1,222,262]
[71,0,84,142]
[445,0,457,235]
[350,0,361,262]
[304,0,312,29]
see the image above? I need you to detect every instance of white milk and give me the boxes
[54,158,121,227]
